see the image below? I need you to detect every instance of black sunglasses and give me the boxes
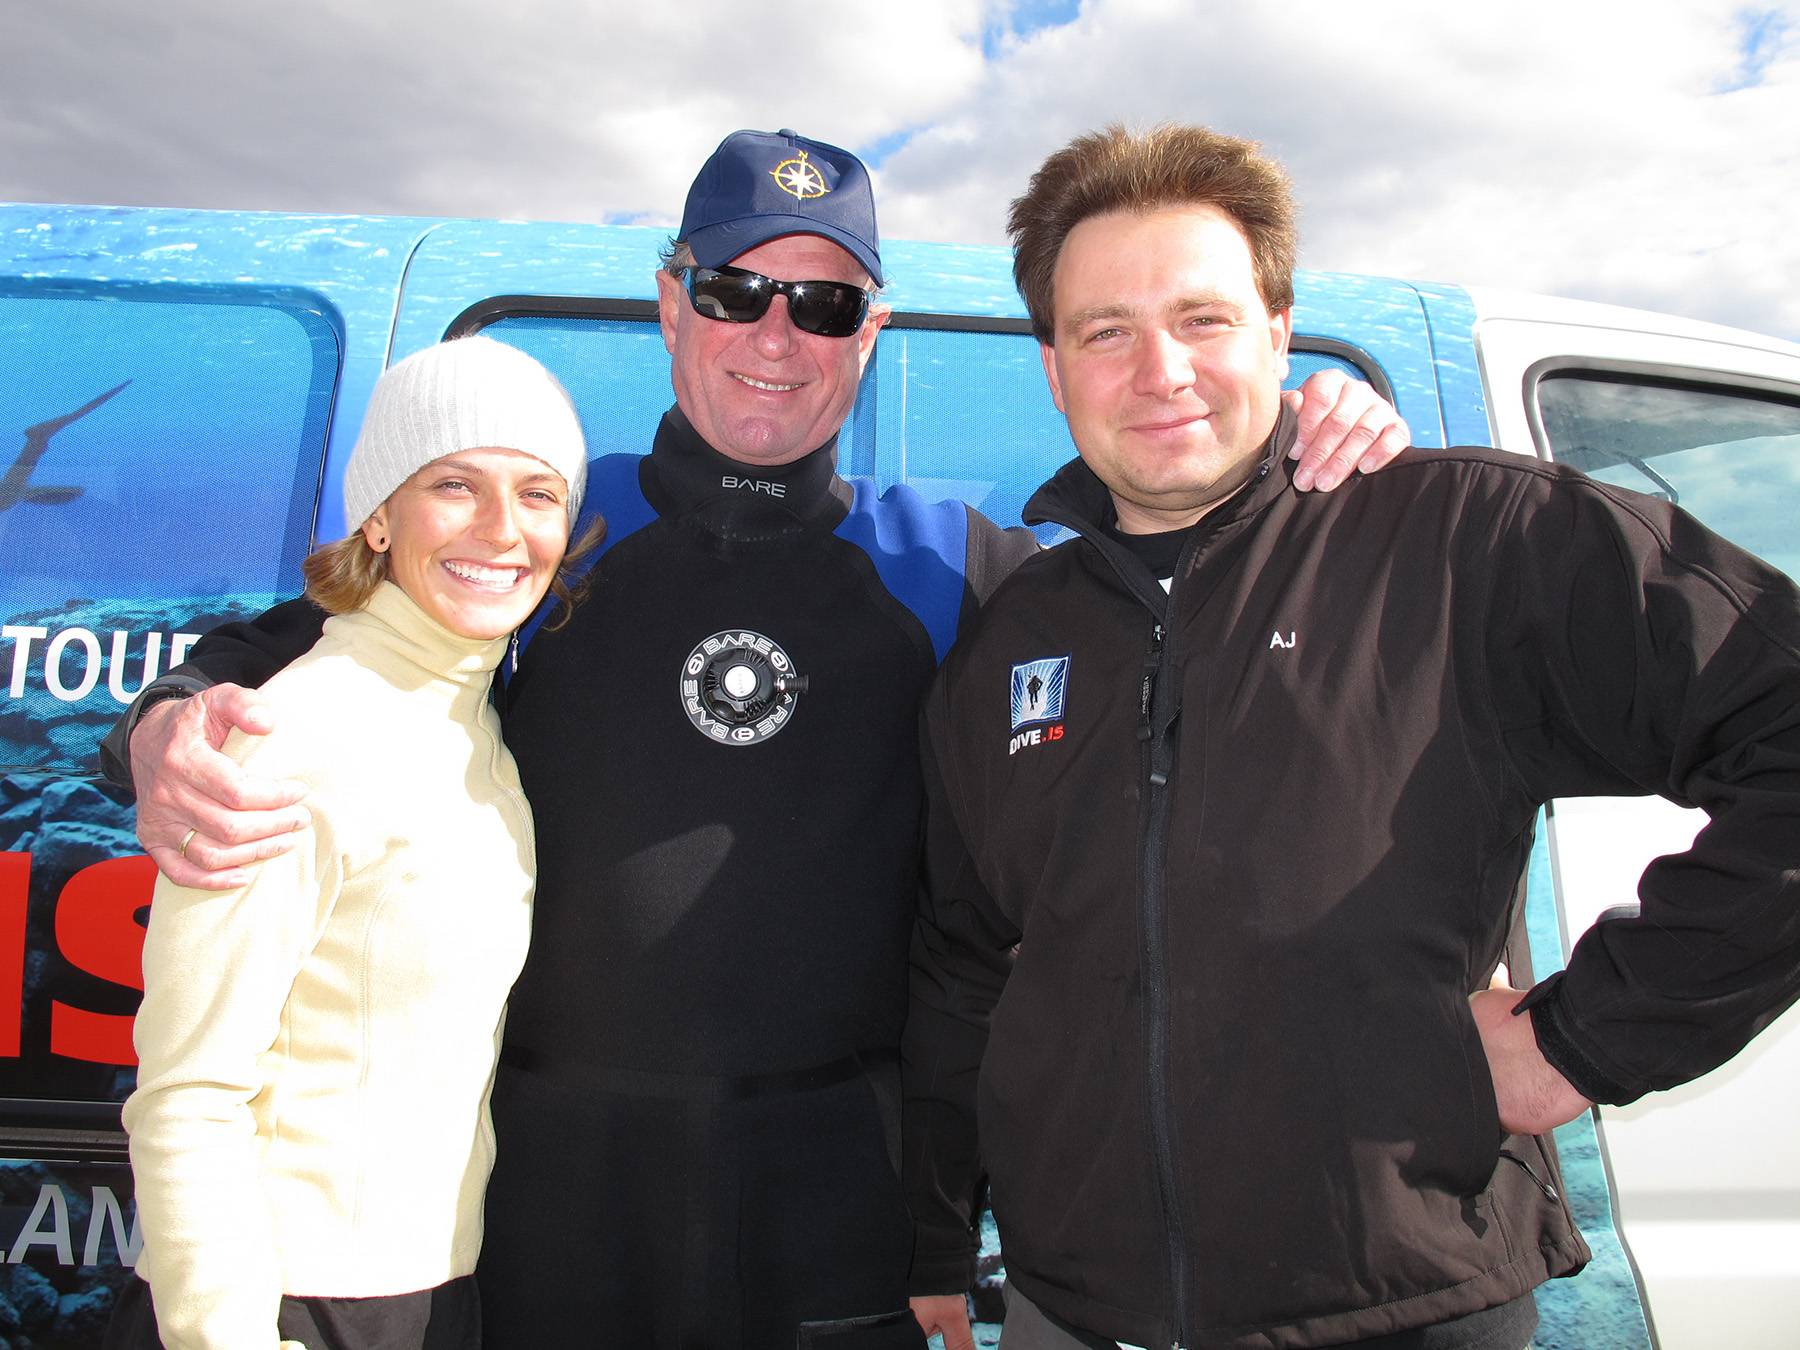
[682,265,872,338]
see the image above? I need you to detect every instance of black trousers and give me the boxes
[476,1056,924,1349]
[106,1273,480,1349]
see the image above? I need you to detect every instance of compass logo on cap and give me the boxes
[770,151,829,201]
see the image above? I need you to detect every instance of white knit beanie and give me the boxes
[342,336,588,531]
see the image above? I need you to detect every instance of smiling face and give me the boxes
[362,447,572,639]
[1042,205,1293,533]
[655,233,889,466]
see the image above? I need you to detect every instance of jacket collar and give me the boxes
[1022,403,1299,613]
[639,405,853,540]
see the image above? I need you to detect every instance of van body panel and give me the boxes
[4,201,1794,1347]
[1463,293,1800,1350]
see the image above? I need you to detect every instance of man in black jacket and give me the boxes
[108,129,1409,1348]
[905,124,1800,1350]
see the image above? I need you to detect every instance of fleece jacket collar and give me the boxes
[1021,404,1300,615]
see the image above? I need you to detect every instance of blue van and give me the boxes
[2,202,1797,1348]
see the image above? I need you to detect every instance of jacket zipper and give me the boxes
[1140,614,1190,1345]
[1036,436,1282,1348]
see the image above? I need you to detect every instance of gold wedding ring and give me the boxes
[178,827,199,860]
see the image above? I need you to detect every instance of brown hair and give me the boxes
[1008,123,1297,343]
[301,532,387,616]
[301,513,608,632]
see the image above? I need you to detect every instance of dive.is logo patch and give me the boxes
[1008,655,1069,756]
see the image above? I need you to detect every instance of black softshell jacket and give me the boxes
[903,420,1800,1348]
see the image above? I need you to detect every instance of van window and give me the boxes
[0,286,339,776]
[858,322,1062,527]
[466,303,930,498]
[1537,370,1800,581]
[857,324,1379,531]
[466,304,1377,534]
[476,311,671,463]
[0,284,338,1111]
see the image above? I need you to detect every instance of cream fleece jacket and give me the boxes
[124,581,535,1350]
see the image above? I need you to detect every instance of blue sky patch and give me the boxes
[982,0,1082,59]
[857,127,920,170]
[1718,7,1790,91]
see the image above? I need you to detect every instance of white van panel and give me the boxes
[1475,304,1800,1348]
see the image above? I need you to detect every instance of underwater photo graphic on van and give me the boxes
[0,282,336,1107]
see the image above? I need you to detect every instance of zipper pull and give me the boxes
[1138,623,1163,740]
[1499,1148,1561,1202]
[1143,622,1175,785]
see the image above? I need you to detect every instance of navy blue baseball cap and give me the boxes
[679,128,884,286]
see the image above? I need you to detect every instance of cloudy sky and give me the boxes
[7,1,1796,338]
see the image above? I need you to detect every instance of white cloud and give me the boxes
[4,0,1794,335]
[873,0,1800,335]
[3,0,991,221]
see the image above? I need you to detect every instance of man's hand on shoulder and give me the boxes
[132,684,310,890]
[1284,367,1411,491]
[1472,985,1595,1135]
[910,1293,975,1350]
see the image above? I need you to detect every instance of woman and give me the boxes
[108,335,596,1350]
